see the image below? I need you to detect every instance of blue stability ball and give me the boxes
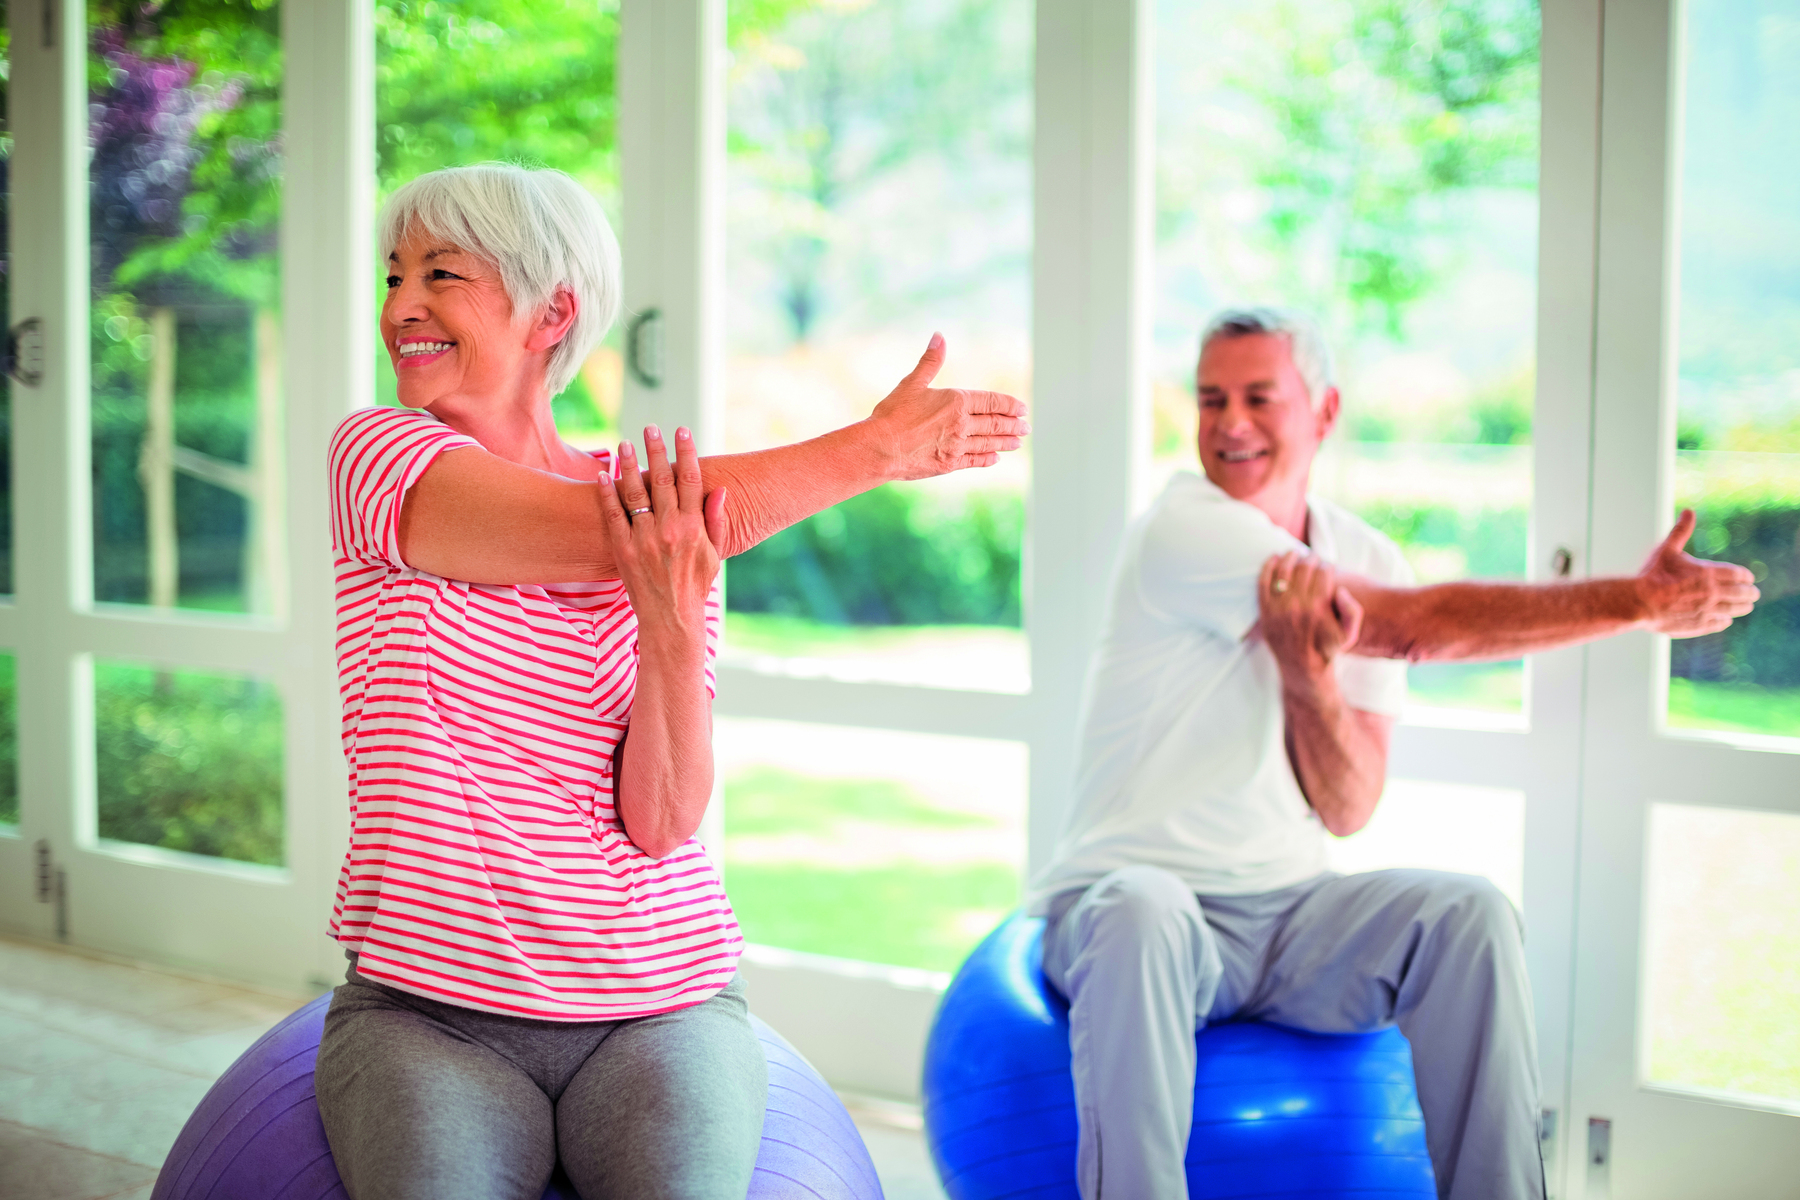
[154,990,882,1200]
[922,915,1437,1200]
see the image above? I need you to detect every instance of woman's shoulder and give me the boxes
[330,402,443,445]
[329,404,476,475]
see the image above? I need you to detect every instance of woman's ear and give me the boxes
[525,285,579,352]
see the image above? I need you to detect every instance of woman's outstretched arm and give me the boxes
[397,334,1027,584]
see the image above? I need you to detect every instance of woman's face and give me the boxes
[381,228,537,412]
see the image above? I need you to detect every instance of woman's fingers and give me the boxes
[642,425,680,516]
[672,427,704,514]
[613,440,653,515]
[594,451,634,546]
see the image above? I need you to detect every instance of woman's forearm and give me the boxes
[1347,577,1646,663]
[697,422,895,557]
[616,626,715,859]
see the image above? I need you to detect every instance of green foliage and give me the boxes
[1671,502,1800,690]
[89,0,283,307]
[1172,0,1539,338]
[728,0,1030,340]
[94,662,284,865]
[1354,498,1528,580]
[726,483,1023,626]
[375,0,620,198]
[91,306,261,606]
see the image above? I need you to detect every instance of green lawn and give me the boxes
[1406,661,1524,715]
[723,612,1026,660]
[723,764,1018,974]
[1667,678,1800,740]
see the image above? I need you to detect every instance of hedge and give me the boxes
[728,486,1800,688]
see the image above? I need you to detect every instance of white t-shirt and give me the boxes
[1028,472,1415,905]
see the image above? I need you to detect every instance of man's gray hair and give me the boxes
[378,163,621,397]
[1199,307,1335,410]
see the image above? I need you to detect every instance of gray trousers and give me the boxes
[1043,866,1543,1200]
[314,962,767,1200]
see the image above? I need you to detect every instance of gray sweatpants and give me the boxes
[314,961,767,1200]
[1043,866,1544,1200]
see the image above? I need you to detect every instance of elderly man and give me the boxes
[1028,308,1758,1200]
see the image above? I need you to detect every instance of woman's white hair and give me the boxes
[378,163,621,397]
[1200,307,1336,410]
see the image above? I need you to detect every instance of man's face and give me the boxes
[1196,333,1339,509]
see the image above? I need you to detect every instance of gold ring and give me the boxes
[630,506,652,515]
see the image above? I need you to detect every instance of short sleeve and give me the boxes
[1135,475,1304,641]
[329,406,481,569]
[1330,519,1416,717]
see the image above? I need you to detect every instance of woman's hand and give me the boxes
[598,424,727,859]
[597,425,728,649]
[864,333,1031,480]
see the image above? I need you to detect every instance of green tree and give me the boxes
[375,0,621,199]
[727,0,1030,341]
[1160,0,1539,339]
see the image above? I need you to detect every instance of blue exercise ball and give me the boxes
[922,914,1436,1200]
[153,989,882,1200]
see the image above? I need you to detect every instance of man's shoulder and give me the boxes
[1307,494,1414,586]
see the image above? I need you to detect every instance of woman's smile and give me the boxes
[395,336,456,368]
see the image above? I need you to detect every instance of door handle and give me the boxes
[5,318,45,387]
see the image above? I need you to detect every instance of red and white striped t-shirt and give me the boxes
[327,405,739,1021]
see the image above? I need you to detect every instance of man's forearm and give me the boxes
[1282,673,1389,838]
[1348,577,1646,663]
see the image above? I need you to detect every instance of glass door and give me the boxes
[0,0,358,992]
[1567,0,1800,1194]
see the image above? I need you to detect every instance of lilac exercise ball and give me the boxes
[151,989,881,1200]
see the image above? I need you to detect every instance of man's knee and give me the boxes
[1080,864,1206,947]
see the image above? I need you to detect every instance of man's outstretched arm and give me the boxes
[1255,510,1758,836]
[1331,511,1758,663]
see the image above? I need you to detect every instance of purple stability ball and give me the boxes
[152,990,882,1200]
[922,915,1437,1200]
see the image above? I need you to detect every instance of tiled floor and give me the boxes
[0,935,945,1200]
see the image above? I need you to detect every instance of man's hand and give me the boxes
[1636,510,1760,638]
[1258,551,1364,686]
[863,333,1030,480]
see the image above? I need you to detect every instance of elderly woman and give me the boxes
[313,163,1027,1200]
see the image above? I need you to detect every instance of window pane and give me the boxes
[374,0,624,445]
[0,653,16,828]
[1322,779,1524,910]
[88,0,283,615]
[1668,0,1800,742]
[94,660,283,866]
[719,718,1025,973]
[1153,0,1539,719]
[723,0,1032,694]
[1644,803,1800,1109]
